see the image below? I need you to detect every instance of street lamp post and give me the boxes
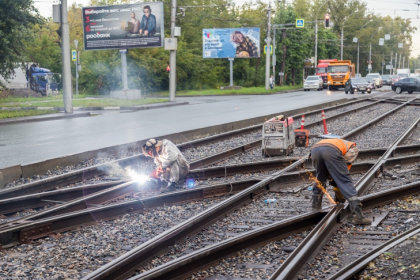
[353,19,374,75]
[74,40,79,96]
[368,28,382,73]
[340,10,359,60]
[314,0,329,70]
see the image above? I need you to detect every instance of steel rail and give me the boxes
[0,162,372,247]
[328,181,420,280]
[270,97,419,280]
[0,177,281,247]
[0,156,140,199]
[0,159,374,234]
[7,136,420,217]
[0,157,299,219]
[0,180,126,215]
[188,100,382,170]
[126,181,420,279]
[128,211,331,280]
[0,98,374,199]
[82,99,399,280]
[82,157,309,280]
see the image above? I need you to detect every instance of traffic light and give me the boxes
[166,65,170,73]
[366,61,373,64]
[324,14,330,28]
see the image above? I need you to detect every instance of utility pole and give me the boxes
[265,3,271,90]
[272,30,276,78]
[390,51,393,75]
[280,30,286,86]
[399,53,401,68]
[395,52,398,74]
[121,50,128,90]
[74,40,79,96]
[61,0,73,113]
[314,22,318,69]
[341,27,344,60]
[169,0,177,101]
[357,40,359,74]
[403,56,405,68]
[368,43,372,73]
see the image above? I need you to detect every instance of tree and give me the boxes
[0,0,43,86]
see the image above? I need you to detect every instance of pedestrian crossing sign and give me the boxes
[264,45,272,54]
[71,50,77,61]
[296,19,304,28]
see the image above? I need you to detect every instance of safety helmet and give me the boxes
[142,139,162,157]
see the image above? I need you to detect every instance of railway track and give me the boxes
[0,99,402,222]
[68,97,420,279]
[1,95,419,279]
[0,98,387,221]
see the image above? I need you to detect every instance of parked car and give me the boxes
[344,78,372,94]
[381,75,392,85]
[391,75,400,85]
[365,73,383,88]
[304,75,323,91]
[391,77,420,94]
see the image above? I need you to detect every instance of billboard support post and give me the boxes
[61,0,73,113]
[169,0,177,102]
[265,4,271,90]
[229,58,234,86]
[121,51,128,90]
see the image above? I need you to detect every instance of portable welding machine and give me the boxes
[262,115,295,156]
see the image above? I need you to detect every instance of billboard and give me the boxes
[82,2,164,51]
[203,28,260,59]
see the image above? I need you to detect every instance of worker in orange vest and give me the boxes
[310,138,371,225]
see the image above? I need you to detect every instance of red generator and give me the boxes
[262,115,295,156]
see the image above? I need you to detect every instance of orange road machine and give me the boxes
[262,115,296,156]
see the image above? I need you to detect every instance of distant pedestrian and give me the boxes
[142,138,190,193]
[269,75,274,89]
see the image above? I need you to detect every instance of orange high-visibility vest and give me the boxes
[312,139,356,170]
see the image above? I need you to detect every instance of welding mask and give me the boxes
[142,138,161,158]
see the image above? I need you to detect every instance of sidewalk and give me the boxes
[0,101,188,111]
[0,101,189,125]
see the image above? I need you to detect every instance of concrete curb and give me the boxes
[147,89,304,98]
[0,112,91,126]
[0,101,189,111]
[0,98,350,186]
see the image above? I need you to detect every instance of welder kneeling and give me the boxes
[142,138,190,193]
[310,139,371,225]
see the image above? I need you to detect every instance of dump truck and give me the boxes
[327,60,355,90]
[317,59,337,88]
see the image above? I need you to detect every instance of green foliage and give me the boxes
[149,84,302,96]
[3,0,417,94]
[0,0,43,86]
[0,109,58,119]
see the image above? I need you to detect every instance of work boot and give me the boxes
[348,196,371,225]
[312,194,323,211]
[160,182,176,193]
[333,186,346,206]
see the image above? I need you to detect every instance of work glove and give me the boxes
[149,170,160,179]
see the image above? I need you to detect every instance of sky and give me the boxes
[33,0,420,57]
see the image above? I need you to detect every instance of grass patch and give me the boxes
[149,85,302,96]
[0,94,92,104]
[0,97,168,108]
[0,110,58,119]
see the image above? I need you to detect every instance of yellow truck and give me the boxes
[327,60,355,90]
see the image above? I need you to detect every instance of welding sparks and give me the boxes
[127,169,149,184]
[307,172,336,205]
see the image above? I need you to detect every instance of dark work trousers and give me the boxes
[311,146,357,199]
